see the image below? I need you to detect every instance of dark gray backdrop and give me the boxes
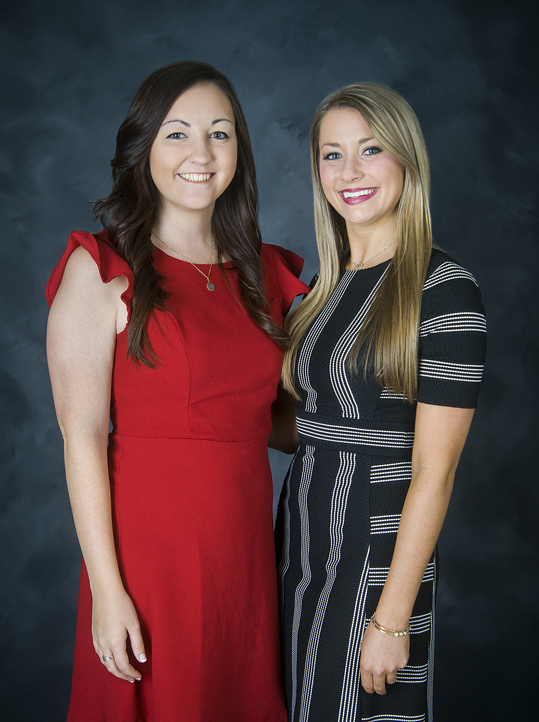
[2,0,537,719]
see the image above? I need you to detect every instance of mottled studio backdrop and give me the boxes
[1,0,537,719]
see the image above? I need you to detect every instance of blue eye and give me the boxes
[322,152,341,160]
[363,146,382,155]
[211,131,229,140]
[166,131,186,139]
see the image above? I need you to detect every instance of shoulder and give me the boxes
[60,244,127,299]
[424,245,482,294]
[69,229,133,284]
[421,245,485,319]
[61,243,107,288]
[46,230,134,318]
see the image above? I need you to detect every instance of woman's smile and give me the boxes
[178,172,215,182]
[339,187,378,203]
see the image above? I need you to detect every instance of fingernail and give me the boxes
[139,654,147,662]
[129,680,134,684]
[136,677,142,681]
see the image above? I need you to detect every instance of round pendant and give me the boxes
[207,281,216,291]
[354,262,364,269]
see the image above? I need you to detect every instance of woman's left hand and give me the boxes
[359,620,410,695]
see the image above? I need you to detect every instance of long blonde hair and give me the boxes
[282,83,432,402]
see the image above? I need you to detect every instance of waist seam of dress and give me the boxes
[109,431,271,443]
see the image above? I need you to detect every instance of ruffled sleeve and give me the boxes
[46,229,135,321]
[260,243,309,323]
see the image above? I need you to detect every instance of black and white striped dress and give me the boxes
[276,248,487,722]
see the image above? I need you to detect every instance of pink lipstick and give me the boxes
[338,187,378,205]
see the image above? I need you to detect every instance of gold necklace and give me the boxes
[352,241,396,270]
[152,231,216,291]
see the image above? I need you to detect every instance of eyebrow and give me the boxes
[161,118,234,128]
[320,136,375,148]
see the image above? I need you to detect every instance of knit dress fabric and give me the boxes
[277,247,487,722]
[47,230,309,722]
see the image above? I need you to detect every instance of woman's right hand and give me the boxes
[92,587,147,682]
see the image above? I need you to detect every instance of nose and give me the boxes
[341,154,363,182]
[189,135,212,166]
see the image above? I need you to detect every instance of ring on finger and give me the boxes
[102,655,114,663]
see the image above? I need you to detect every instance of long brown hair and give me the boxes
[94,60,288,366]
[282,83,432,401]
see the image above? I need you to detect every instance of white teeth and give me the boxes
[180,173,213,182]
[342,188,376,198]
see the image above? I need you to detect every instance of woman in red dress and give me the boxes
[47,61,307,721]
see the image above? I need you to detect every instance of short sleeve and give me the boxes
[417,258,487,408]
[260,243,310,322]
[46,229,135,320]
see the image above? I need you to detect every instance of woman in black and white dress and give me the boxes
[275,83,486,722]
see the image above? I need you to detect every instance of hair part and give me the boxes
[282,82,432,401]
[94,60,287,366]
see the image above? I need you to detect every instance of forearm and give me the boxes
[268,420,299,453]
[374,465,455,629]
[268,383,299,454]
[63,432,146,680]
[64,432,124,595]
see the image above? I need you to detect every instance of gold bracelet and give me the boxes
[370,614,410,637]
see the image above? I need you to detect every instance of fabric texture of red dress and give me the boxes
[47,230,308,722]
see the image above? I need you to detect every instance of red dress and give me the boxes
[47,230,308,722]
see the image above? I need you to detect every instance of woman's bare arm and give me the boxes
[268,383,299,454]
[47,246,145,682]
[360,402,475,695]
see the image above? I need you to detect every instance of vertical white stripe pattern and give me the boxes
[338,549,370,722]
[297,272,356,413]
[329,269,389,419]
[299,452,356,722]
[290,445,315,721]
[278,455,298,615]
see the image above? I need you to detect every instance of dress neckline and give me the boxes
[342,258,392,276]
[153,245,235,269]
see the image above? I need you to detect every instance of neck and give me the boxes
[345,216,398,269]
[153,206,217,262]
